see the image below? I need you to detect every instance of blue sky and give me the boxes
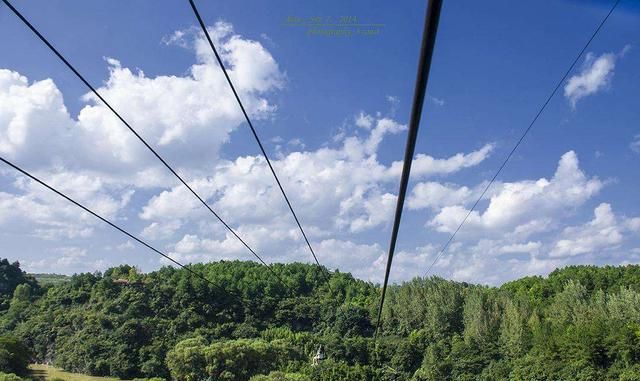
[0,0,638,285]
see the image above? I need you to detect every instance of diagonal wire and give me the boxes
[0,155,246,302]
[188,0,332,288]
[374,0,443,340]
[424,0,621,278]
[1,0,285,285]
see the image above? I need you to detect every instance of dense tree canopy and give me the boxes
[0,260,39,312]
[1,258,640,380]
[0,335,30,376]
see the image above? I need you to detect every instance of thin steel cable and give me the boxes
[188,0,332,288]
[424,0,621,278]
[0,155,246,302]
[374,0,443,339]
[1,0,284,285]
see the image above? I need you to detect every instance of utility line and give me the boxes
[0,155,245,302]
[423,0,621,278]
[374,0,443,339]
[188,0,332,287]
[1,0,284,285]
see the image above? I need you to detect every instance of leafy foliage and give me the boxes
[0,336,30,376]
[2,258,640,380]
[0,373,28,381]
[0,259,39,312]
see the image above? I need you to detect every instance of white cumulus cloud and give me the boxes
[551,203,638,258]
[430,151,603,238]
[564,51,619,107]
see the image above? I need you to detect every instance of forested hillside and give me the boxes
[1,259,640,380]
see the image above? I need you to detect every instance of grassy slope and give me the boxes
[29,365,124,381]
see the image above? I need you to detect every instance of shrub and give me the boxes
[0,372,26,381]
[0,337,30,376]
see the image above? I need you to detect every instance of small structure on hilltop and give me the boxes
[312,345,326,366]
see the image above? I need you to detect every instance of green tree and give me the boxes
[0,336,30,376]
[0,259,39,312]
[333,305,373,337]
[498,297,531,359]
[165,337,207,381]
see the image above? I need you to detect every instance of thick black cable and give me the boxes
[188,0,332,288]
[424,0,621,278]
[0,0,284,285]
[374,0,443,339]
[0,155,246,302]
